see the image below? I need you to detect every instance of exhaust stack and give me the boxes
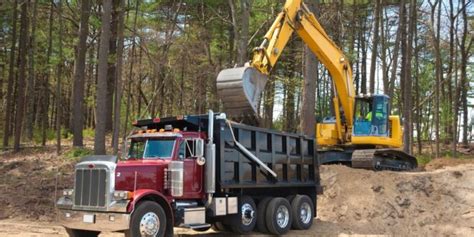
[205,110,216,196]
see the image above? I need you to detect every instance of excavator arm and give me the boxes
[217,0,354,142]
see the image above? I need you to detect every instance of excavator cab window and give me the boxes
[353,95,389,136]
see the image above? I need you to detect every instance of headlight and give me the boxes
[113,191,133,200]
[62,189,74,197]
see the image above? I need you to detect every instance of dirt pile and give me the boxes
[0,148,74,221]
[317,164,474,236]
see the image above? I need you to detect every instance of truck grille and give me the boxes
[74,168,107,207]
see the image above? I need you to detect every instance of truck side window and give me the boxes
[180,139,196,159]
[179,142,185,160]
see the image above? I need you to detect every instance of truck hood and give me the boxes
[114,159,169,192]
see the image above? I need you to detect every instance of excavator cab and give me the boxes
[353,95,390,137]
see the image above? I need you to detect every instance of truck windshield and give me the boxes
[128,139,175,159]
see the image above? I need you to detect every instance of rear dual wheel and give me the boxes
[291,195,314,230]
[266,197,292,235]
[257,195,314,234]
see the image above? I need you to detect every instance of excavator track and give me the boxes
[351,149,418,171]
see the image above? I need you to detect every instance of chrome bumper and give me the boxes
[58,209,130,232]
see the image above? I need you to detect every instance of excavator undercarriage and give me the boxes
[320,148,418,171]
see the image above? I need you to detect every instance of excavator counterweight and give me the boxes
[216,66,268,116]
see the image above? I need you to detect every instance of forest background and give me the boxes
[0,0,472,161]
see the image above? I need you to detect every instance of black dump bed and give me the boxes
[134,113,321,193]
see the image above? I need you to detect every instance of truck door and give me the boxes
[178,139,203,197]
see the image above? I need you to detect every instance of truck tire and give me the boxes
[229,196,257,234]
[265,197,292,235]
[256,197,272,233]
[291,195,314,230]
[126,201,167,237]
[65,228,100,237]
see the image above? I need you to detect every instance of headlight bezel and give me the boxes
[113,190,133,200]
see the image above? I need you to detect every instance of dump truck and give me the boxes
[57,111,322,237]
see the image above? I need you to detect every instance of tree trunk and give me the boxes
[369,0,380,94]
[13,0,30,152]
[112,0,125,154]
[95,0,113,155]
[402,0,416,154]
[56,0,64,154]
[299,1,318,137]
[3,0,18,150]
[459,0,471,146]
[228,0,238,65]
[72,0,91,147]
[359,17,367,94]
[24,0,38,141]
[106,0,119,133]
[237,0,251,66]
[41,0,54,146]
[388,1,404,102]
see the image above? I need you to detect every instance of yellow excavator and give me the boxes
[216,0,417,170]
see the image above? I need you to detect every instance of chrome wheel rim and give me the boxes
[241,203,255,226]
[140,212,160,237]
[276,205,290,228]
[300,202,312,224]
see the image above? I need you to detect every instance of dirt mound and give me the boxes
[317,164,474,236]
[0,147,75,221]
[424,157,474,171]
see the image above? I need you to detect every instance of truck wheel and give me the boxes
[229,196,257,234]
[126,201,167,237]
[256,197,272,233]
[65,228,100,237]
[265,197,292,235]
[291,195,314,230]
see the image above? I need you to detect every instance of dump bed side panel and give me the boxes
[215,120,320,190]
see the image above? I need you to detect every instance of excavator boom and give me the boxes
[216,0,353,141]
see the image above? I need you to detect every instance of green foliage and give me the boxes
[416,154,432,166]
[64,147,94,160]
[32,128,56,144]
[83,128,95,139]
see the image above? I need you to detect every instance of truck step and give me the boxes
[183,223,211,230]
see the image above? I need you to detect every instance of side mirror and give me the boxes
[195,138,204,158]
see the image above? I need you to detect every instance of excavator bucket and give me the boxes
[216,66,268,117]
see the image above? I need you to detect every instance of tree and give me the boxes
[368,0,380,94]
[95,0,113,155]
[3,0,18,150]
[402,0,416,154]
[13,0,30,152]
[72,0,91,147]
[300,1,318,137]
[55,0,64,154]
[112,0,125,154]
[24,0,38,141]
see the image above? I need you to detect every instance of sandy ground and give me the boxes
[0,147,473,236]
